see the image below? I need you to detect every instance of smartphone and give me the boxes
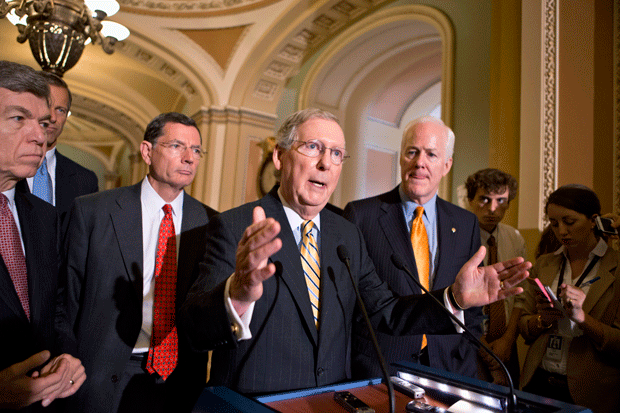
[333,391,375,413]
[596,216,618,236]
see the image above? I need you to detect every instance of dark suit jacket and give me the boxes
[179,186,458,395]
[0,191,59,412]
[16,151,98,228]
[343,186,483,379]
[55,182,216,412]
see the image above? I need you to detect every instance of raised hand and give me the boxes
[452,246,531,309]
[230,206,282,315]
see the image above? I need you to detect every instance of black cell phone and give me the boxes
[405,400,447,413]
[596,216,618,235]
[333,391,375,413]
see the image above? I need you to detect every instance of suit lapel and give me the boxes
[261,190,319,345]
[176,193,206,308]
[378,187,420,292]
[434,198,458,288]
[317,209,347,343]
[0,193,32,320]
[109,184,144,299]
[582,251,618,314]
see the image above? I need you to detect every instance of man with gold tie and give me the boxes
[343,116,483,380]
[180,109,529,395]
[465,168,526,385]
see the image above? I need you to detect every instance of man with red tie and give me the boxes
[0,61,85,411]
[56,112,217,413]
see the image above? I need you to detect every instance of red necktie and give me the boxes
[0,194,30,320]
[146,204,178,380]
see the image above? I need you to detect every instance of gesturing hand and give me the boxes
[452,246,531,309]
[230,206,282,315]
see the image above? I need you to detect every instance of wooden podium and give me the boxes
[192,362,592,413]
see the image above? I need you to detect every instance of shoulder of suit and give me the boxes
[437,196,477,221]
[56,151,97,176]
[72,184,137,208]
[183,192,218,218]
[344,187,398,212]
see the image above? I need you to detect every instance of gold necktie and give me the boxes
[301,220,320,328]
[411,206,429,349]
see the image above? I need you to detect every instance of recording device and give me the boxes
[337,245,395,413]
[405,400,447,413]
[390,254,517,413]
[390,376,425,399]
[595,216,618,236]
[333,391,375,413]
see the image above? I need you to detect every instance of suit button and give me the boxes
[111,375,119,383]
[316,367,324,376]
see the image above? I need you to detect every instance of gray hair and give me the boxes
[401,116,454,159]
[276,108,340,149]
[0,61,50,104]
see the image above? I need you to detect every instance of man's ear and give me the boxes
[140,141,152,166]
[273,145,283,171]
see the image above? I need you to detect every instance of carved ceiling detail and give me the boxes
[252,0,389,101]
[118,0,276,17]
[115,41,199,100]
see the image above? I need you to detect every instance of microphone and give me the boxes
[337,245,395,413]
[390,254,517,413]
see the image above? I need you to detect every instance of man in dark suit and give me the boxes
[56,113,217,413]
[16,72,98,226]
[180,108,530,395]
[0,61,85,411]
[344,117,483,379]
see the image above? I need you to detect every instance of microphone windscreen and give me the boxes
[337,245,349,263]
[391,254,406,270]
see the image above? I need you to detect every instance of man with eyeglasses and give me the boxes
[56,112,217,413]
[180,108,530,395]
[343,116,484,381]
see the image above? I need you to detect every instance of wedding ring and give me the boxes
[69,380,74,385]
[500,281,505,290]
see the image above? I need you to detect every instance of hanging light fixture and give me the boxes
[1,0,130,76]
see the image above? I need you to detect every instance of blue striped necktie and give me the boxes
[301,220,320,328]
[32,157,53,204]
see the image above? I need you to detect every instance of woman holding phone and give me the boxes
[515,184,620,413]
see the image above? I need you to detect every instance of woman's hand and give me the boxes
[559,284,587,323]
[534,291,564,326]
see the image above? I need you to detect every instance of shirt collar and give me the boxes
[277,187,321,233]
[140,178,184,217]
[398,184,438,221]
[554,237,608,259]
[1,187,16,207]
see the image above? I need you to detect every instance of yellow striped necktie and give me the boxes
[411,206,430,349]
[301,220,320,328]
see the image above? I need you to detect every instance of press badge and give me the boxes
[545,334,563,361]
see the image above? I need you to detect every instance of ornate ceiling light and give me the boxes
[1,0,129,76]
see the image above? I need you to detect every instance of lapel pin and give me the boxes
[451,228,456,233]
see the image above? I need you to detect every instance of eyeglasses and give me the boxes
[293,140,349,165]
[157,141,205,159]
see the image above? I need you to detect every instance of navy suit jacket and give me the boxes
[55,182,216,412]
[0,191,59,412]
[15,151,98,228]
[343,186,483,379]
[180,186,459,395]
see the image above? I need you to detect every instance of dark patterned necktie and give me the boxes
[146,204,178,380]
[0,194,30,319]
[486,235,506,340]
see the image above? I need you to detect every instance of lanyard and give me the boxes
[557,254,601,297]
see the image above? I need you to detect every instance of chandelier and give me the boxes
[0,0,130,76]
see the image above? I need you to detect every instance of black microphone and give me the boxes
[390,254,517,413]
[337,245,395,413]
